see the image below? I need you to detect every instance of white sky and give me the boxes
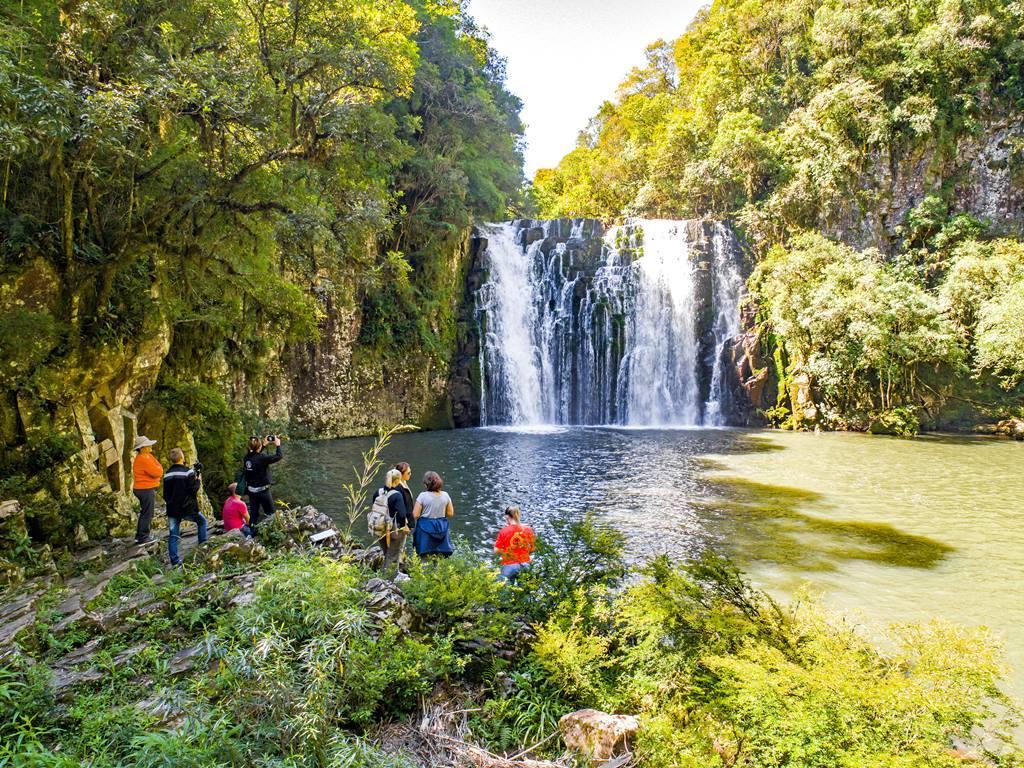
[466,0,707,177]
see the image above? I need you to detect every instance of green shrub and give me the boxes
[532,611,611,704]
[65,692,153,763]
[868,406,921,436]
[0,658,56,751]
[689,614,1017,768]
[513,512,625,621]
[403,547,511,641]
[471,666,571,755]
[511,552,1021,768]
[208,555,458,754]
[130,718,244,768]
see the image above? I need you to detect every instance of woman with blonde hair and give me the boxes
[370,468,412,570]
[494,505,535,582]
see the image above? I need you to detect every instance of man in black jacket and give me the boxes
[243,435,282,530]
[164,447,208,566]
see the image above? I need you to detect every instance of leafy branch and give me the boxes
[340,423,418,538]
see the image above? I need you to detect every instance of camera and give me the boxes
[265,434,277,442]
[193,461,204,473]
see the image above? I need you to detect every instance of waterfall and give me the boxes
[704,222,745,425]
[476,219,744,427]
[618,220,701,426]
[477,223,544,425]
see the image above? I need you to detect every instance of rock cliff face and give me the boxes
[826,115,1024,252]
[246,234,472,438]
[1,230,474,546]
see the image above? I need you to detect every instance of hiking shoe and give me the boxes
[135,536,155,546]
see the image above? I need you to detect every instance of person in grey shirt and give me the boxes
[412,471,455,556]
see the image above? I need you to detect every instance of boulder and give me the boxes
[168,644,206,676]
[559,709,639,762]
[350,546,384,570]
[270,506,341,549]
[202,537,267,569]
[52,641,151,700]
[0,586,47,646]
[364,577,415,633]
[994,417,1024,441]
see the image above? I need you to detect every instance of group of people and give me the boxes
[130,433,535,578]
[131,433,284,566]
[370,464,535,581]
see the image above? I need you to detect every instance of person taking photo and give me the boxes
[243,435,282,530]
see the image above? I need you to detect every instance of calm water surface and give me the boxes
[280,427,1024,696]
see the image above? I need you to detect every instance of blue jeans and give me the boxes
[168,513,208,565]
[499,562,527,582]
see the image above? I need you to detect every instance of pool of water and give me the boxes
[277,426,1024,697]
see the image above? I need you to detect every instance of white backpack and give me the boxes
[367,488,397,536]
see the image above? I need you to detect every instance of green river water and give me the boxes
[705,429,1024,698]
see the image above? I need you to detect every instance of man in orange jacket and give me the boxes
[132,435,163,544]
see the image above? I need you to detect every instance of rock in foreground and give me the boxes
[559,709,639,762]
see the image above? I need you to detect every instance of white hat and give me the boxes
[133,435,157,450]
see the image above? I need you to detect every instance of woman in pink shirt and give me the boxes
[222,483,253,538]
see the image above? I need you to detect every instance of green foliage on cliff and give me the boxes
[751,233,965,427]
[0,0,523,454]
[149,380,244,493]
[532,0,1024,429]
[751,230,1024,430]
[533,0,1023,229]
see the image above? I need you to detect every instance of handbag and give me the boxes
[235,467,248,497]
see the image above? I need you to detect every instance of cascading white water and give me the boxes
[704,222,745,425]
[477,218,744,427]
[616,220,701,426]
[476,223,544,425]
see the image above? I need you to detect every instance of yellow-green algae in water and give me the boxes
[701,429,1024,697]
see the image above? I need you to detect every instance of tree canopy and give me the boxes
[0,0,523,418]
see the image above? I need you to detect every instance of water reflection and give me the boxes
[278,426,946,572]
[279,427,783,561]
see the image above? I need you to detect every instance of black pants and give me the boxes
[133,488,156,542]
[248,488,275,529]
